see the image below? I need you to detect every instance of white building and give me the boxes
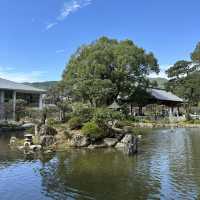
[0,77,46,120]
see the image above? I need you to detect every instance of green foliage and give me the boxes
[182,119,200,124]
[166,70,200,107]
[127,87,152,108]
[82,122,103,139]
[5,99,27,121]
[166,60,193,78]
[62,37,159,107]
[92,108,124,129]
[191,42,200,63]
[41,106,59,123]
[166,44,200,112]
[149,78,168,89]
[115,120,133,128]
[68,117,82,130]
[120,103,130,117]
[25,108,43,122]
[47,118,59,126]
[72,103,94,123]
[63,130,72,139]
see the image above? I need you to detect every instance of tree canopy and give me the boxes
[191,42,200,63]
[62,37,159,107]
[166,41,200,107]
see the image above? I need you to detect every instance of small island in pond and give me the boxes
[1,37,200,155]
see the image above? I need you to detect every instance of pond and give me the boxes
[0,128,200,200]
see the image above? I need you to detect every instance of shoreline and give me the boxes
[131,122,200,128]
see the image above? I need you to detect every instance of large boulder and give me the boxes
[115,142,125,148]
[103,138,118,147]
[70,134,90,147]
[39,125,57,136]
[21,123,35,129]
[39,125,57,147]
[40,135,56,147]
[115,134,134,149]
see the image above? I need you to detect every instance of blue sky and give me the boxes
[0,0,200,82]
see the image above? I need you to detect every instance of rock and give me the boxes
[115,142,125,148]
[103,138,118,147]
[115,134,134,149]
[70,134,90,147]
[38,125,57,147]
[137,135,142,140]
[39,125,57,136]
[21,123,35,129]
[30,145,42,151]
[40,135,56,147]
[9,136,17,146]
[121,134,133,144]
[17,146,24,151]
[43,149,53,154]
[114,133,124,141]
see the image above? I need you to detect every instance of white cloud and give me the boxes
[58,0,92,20]
[45,0,92,30]
[56,49,66,53]
[0,66,46,83]
[45,22,58,30]
[148,64,172,79]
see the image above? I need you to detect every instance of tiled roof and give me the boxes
[0,78,45,93]
[149,88,183,102]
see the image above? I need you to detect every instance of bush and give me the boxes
[47,118,59,126]
[82,122,103,139]
[64,112,73,122]
[72,103,94,123]
[115,120,133,128]
[68,117,82,130]
[93,108,124,129]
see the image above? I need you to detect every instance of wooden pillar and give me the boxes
[0,91,5,120]
[13,91,16,121]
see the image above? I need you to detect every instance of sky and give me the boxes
[0,0,200,82]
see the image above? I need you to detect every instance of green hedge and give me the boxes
[68,117,82,130]
[82,122,103,139]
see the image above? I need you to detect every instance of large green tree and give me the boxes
[62,37,159,107]
[166,42,200,109]
[191,42,200,63]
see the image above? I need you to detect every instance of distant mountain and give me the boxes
[149,77,168,89]
[24,78,168,91]
[24,81,58,90]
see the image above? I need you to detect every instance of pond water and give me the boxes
[0,128,200,200]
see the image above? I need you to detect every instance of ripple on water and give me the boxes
[0,128,200,199]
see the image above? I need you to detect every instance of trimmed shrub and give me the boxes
[82,122,103,139]
[72,103,94,123]
[93,108,124,129]
[68,117,82,130]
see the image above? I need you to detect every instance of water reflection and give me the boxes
[1,128,200,199]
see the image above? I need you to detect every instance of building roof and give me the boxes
[148,88,183,103]
[0,78,46,93]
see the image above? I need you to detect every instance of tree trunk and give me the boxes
[139,106,143,116]
[130,104,133,115]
